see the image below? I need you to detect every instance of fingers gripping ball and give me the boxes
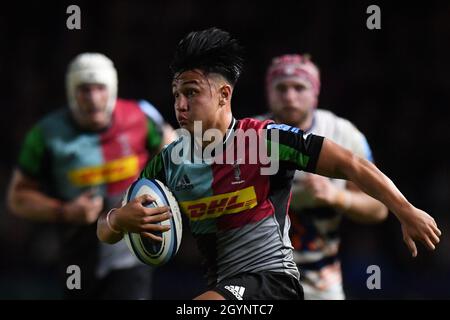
[123,178,182,266]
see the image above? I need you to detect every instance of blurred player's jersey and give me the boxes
[140,117,324,287]
[258,109,373,300]
[18,99,163,281]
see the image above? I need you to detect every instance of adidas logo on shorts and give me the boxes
[224,285,245,300]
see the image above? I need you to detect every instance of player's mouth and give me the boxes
[83,106,105,115]
[282,105,299,112]
[177,115,189,125]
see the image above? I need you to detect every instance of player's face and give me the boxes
[74,83,111,130]
[172,70,222,133]
[268,78,317,127]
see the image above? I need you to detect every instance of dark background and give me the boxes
[0,0,449,299]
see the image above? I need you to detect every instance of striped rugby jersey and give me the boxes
[140,117,324,286]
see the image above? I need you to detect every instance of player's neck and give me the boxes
[200,112,233,149]
[298,113,314,132]
[274,111,315,132]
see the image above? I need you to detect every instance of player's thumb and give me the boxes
[137,194,155,205]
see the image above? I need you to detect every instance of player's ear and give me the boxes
[219,85,232,106]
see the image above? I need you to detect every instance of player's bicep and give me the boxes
[265,124,324,172]
[139,152,167,184]
[18,125,47,178]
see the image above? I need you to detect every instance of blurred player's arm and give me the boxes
[314,138,441,257]
[301,174,388,223]
[7,169,103,224]
[9,124,102,224]
[341,181,387,223]
[139,99,177,152]
[162,123,177,148]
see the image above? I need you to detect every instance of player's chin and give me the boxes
[282,109,307,124]
[86,116,110,131]
[179,121,194,133]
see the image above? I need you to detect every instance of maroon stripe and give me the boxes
[100,99,149,195]
[211,118,274,231]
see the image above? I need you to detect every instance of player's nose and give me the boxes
[175,95,189,112]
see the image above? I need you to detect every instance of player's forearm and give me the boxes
[338,155,413,221]
[316,139,413,221]
[335,189,388,224]
[8,188,64,222]
[97,209,124,244]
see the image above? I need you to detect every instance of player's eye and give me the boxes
[276,84,287,93]
[186,89,197,98]
[294,85,306,92]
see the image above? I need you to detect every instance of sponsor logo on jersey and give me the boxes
[231,160,245,185]
[175,174,194,191]
[180,186,258,221]
[68,155,139,187]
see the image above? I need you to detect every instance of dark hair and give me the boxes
[170,27,244,86]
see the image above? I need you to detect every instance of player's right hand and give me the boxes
[111,194,171,241]
[398,206,442,257]
[62,190,104,224]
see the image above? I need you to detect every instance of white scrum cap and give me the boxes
[66,52,118,116]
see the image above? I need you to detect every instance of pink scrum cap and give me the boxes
[266,54,321,95]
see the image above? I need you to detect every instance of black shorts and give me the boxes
[211,271,304,300]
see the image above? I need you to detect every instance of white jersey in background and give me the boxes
[257,109,373,300]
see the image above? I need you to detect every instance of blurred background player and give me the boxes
[7,52,176,299]
[259,54,389,299]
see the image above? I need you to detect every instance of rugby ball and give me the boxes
[123,178,182,266]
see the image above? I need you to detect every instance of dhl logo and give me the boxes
[180,186,258,221]
[68,155,139,187]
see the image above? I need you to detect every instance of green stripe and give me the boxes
[18,125,46,176]
[267,140,310,170]
[146,118,162,152]
[141,152,164,179]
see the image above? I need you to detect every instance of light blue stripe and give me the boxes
[41,109,106,199]
[162,141,217,234]
[361,136,374,163]
[138,100,164,127]
[267,123,302,134]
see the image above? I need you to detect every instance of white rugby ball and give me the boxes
[123,178,182,266]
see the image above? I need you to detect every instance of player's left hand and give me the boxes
[398,207,442,257]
